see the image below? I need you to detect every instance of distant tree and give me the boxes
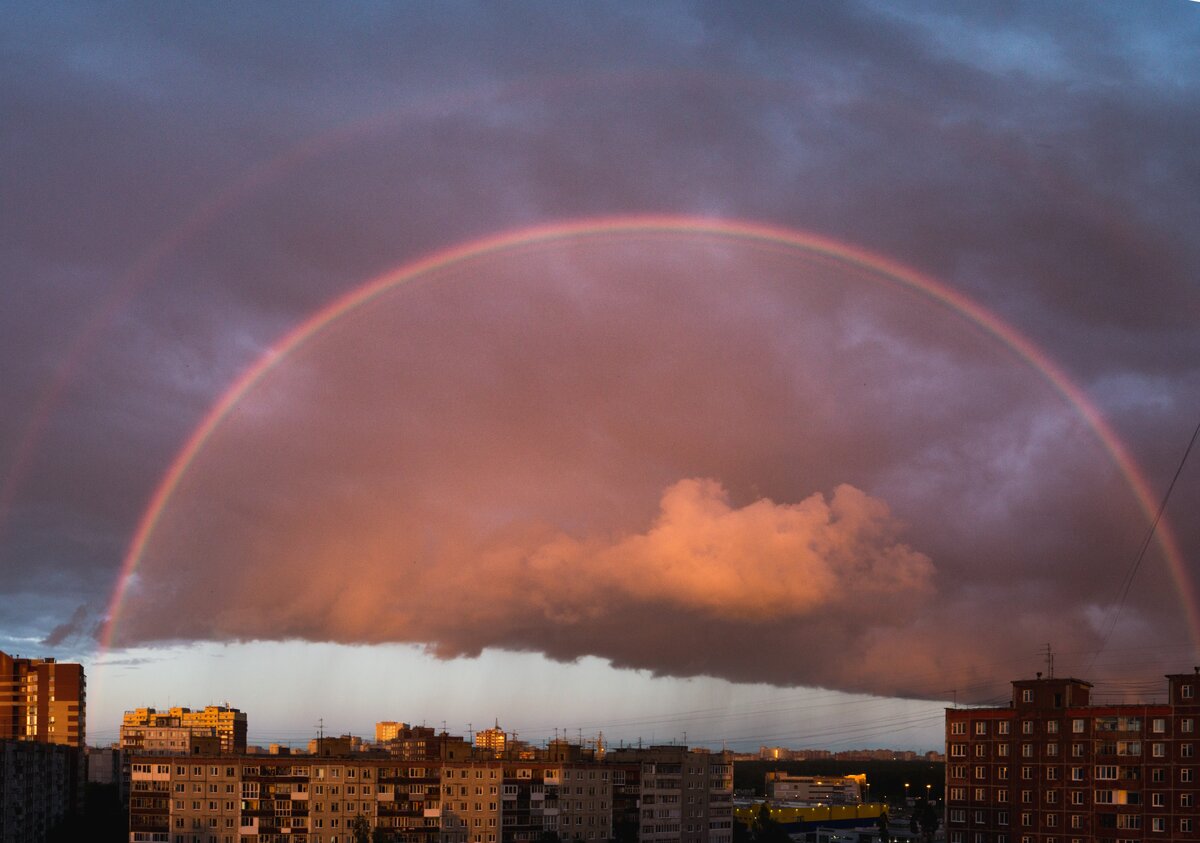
[537,832,561,843]
[351,814,371,843]
[751,804,791,843]
[877,810,890,843]
[372,825,391,843]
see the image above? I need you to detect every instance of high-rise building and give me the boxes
[0,651,86,747]
[607,746,734,843]
[1,740,78,841]
[474,725,506,758]
[122,705,246,754]
[0,651,86,837]
[944,670,1200,843]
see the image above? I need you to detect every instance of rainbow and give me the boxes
[101,214,1200,654]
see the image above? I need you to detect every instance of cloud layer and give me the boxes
[111,237,1189,698]
[2,3,1199,704]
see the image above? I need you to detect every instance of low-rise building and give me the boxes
[765,771,864,804]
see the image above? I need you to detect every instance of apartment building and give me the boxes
[607,746,733,843]
[442,761,501,843]
[945,670,1200,843]
[0,651,86,747]
[0,739,78,841]
[129,745,731,843]
[123,706,247,754]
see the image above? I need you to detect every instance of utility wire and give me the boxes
[1089,414,1200,672]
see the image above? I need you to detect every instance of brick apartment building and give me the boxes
[0,651,86,747]
[128,745,731,843]
[945,670,1200,843]
[0,650,87,839]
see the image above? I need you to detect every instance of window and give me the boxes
[1071,767,1084,781]
[952,722,967,735]
[998,766,1009,780]
[1152,743,1165,757]
[1022,690,1034,703]
[1047,815,1058,828]
[1152,792,1164,807]
[1183,685,1194,700]
[1096,791,1114,804]
[1182,819,1193,833]
[1183,718,1194,733]
[1022,744,1034,758]
[950,810,966,825]
[998,744,1010,757]
[950,788,965,800]
[976,744,987,758]
[1183,744,1194,758]
[1151,768,1165,782]
[1071,743,1084,757]
[999,722,1011,735]
[1096,766,1118,780]
[998,789,1009,803]
[998,811,1009,826]
[1072,719,1085,733]
[1047,721,1059,734]
[976,722,988,736]
[1021,767,1033,780]
[1181,793,1194,807]
[975,766,987,780]
[1021,813,1032,827]
[1046,790,1059,803]
[1152,818,1165,833]
[1071,815,1082,829]
[952,744,967,757]
[1021,790,1032,804]
[1152,718,1165,733]
[1022,721,1034,735]
[1070,791,1084,805]
[1182,768,1194,783]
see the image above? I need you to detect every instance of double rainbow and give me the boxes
[102,215,1199,655]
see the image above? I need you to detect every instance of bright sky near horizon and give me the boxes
[2,2,1199,753]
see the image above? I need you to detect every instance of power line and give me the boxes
[1089,414,1200,671]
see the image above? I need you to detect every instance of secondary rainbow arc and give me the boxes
[102,214,1200,656]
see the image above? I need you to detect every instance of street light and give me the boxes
[904,783,910,803]
[926,783,932,801]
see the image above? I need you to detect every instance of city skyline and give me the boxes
[3,4,1199,755]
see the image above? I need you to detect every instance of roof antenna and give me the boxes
[1044,644,1055,678]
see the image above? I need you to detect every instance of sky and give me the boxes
[2,2,1199,752]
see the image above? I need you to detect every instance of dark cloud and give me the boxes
[1,2,1198,699]
[41,604,89,647]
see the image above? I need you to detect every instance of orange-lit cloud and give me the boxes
[107,236,1185,700]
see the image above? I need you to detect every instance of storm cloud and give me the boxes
[3,2,1199,709]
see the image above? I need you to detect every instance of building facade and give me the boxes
[607,746,733,843]
[0,651,86,747]
[945,671,1200,843]
[129,746,730,843]
[1,740,80,843]
[764,771,864,805]
[123,707,247,755]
